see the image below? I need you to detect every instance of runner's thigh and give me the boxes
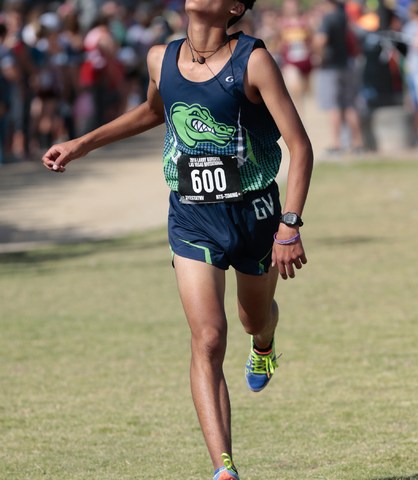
[174,255,227,334]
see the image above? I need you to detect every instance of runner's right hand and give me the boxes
[42,138,87,173]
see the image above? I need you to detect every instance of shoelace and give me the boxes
[249,350,278,378]
[221,453,238,474]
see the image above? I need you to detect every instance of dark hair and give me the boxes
[227,0,256,28]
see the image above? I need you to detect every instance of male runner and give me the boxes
[42,0,313,478]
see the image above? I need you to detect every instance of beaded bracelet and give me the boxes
[273,231,301,245]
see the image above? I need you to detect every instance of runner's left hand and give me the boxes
[271,227,307,279]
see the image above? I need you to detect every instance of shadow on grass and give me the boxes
[373,475,418,480]
[0,233,168,266]
[312,235,381,247]
[0,221,93,245]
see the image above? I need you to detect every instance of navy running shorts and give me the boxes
[168,181,281,275]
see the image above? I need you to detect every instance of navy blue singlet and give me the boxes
[159,32,282,193]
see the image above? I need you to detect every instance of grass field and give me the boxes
[1,158,417,480]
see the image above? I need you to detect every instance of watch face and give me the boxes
[284,213,298,225]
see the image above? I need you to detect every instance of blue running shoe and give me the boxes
[213,453,239,480]
[245,336,278,392]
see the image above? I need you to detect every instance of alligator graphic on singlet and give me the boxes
[170,102,236,148]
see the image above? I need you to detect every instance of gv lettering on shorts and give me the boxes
[252,194,275,220]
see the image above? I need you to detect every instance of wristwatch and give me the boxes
[280,212,304,227]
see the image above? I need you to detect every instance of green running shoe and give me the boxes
[245,336,278,392]
[213,453,239,480]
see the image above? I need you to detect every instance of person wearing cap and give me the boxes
[42,0,313,478]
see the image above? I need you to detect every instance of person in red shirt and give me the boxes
[277,0,313,112]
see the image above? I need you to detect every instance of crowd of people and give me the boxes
[1,0,417,164]
[0,0,185,164]
[252,0,418,153]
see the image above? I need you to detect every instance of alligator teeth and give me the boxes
[192,120,214,134]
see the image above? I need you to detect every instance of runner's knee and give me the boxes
[191,324,227,362]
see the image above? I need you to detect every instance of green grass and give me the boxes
[1,158,417,480]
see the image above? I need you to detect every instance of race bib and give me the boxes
[177,154,243,203]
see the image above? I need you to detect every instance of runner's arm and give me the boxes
[246,47,314,278]
[42,45,166,172]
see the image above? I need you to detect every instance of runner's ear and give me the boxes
[230,1,245,16]
[227,1,249,28]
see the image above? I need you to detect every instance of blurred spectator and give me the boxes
[125,3,170,105]
[254,8,281,63]
[2,5,37,161]
[165,9,187,42]
[78,16,126,133]
[313,0,364,154]
[57,3,87,59]
[72,0,104,32]
[402,0,418,145]
[0,19,11,164]
[28,12,74,150]
[100,1,127,46]
[356,3,404,110]
[58,2,85,136]
[277,0,314,113]
[351,1,407,149]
